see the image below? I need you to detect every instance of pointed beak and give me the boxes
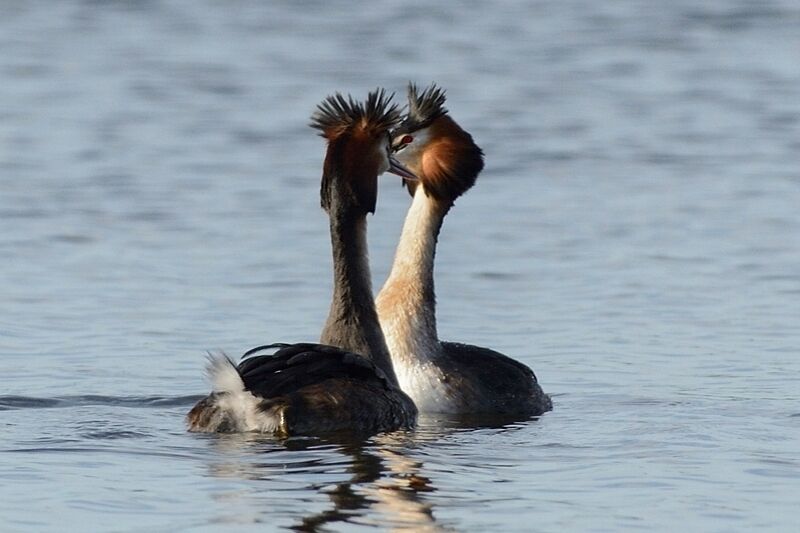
[388,156,419,181]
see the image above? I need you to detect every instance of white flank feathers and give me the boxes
[203,354,282,433]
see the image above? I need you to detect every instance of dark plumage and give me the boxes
[394,83,448,135]
[438,343,552,414]
[188,343,413,436]
[237,343,394,398]
[310,89,400,140]
[312,90,402,215]
[187,89,417,436]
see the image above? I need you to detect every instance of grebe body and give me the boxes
[188,90,419,436]
[376,84,552,416]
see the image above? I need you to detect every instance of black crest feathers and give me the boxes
[395,83,449,134]
[310,89,400,140]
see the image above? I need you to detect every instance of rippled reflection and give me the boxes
[197,433,436,531]
[196,417,532,531]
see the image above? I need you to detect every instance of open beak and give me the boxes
[387,156,419,181]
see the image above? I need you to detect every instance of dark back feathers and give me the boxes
[236,343,392,399]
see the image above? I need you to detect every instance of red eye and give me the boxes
[401,135,413,144]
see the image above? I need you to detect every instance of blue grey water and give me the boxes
[1,1,799,531]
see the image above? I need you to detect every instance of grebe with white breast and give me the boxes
[376,83,552,416]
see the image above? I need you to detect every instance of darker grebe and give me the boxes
[188,90,418,436]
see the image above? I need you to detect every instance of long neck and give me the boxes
[376,187,448,349]
[320,210,399,386]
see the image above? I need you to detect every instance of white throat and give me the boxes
[377,187,454,411]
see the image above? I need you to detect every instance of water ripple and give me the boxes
[0,395,204,410]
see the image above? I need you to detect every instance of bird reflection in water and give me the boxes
[199,415,532,531]
[201,431,444,532]
[294,437,440,532]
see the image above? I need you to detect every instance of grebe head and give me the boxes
[310,89,418,216]
[391,83,484,205]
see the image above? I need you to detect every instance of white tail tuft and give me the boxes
[192,353,283,433]
[206,354,245,394]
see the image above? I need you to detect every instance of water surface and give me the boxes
[1,1,799,531]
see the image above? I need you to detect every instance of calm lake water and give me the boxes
[2,1,799,531]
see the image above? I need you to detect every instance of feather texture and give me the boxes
[310,89,400,140]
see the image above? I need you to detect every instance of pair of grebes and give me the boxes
[188,84,552,436]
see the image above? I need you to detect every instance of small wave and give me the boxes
[0,396,61,410]
[80,430,150,440]
[0,394,204,410]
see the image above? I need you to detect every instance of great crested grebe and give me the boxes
[376,83,552,416]
[187,90,418,436]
